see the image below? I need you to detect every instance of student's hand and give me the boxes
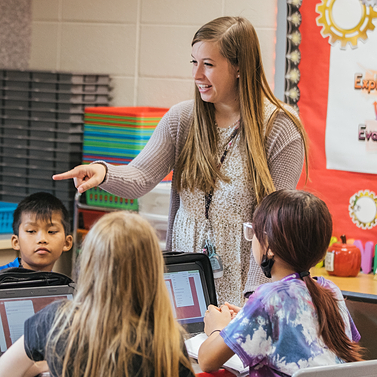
[52,163,107,193]
[204,305,232,337]
[223,302,242,319]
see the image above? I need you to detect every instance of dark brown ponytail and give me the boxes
[303,276,363,362]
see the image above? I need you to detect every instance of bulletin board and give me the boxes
[284,0,377,246]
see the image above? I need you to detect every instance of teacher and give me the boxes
[54,16,308,307]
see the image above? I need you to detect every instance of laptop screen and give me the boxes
[0,285,74,355]
[164,262,210,334]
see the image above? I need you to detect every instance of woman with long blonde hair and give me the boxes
[54,16,308,306]
[0,212,195,377]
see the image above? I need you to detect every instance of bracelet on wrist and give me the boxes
[209,329,221,336]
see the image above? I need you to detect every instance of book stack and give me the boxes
[0,69,111,219]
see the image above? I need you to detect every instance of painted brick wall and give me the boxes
[29,0,278,107]
[0,0,31,69]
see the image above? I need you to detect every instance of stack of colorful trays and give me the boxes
[0,69,111,220]
[83,107,170,210]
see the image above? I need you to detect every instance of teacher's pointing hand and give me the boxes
[52,163,106,193]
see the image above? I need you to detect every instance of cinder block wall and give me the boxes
[29,0,278,108]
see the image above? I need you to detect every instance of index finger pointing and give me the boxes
[52,168,80,181]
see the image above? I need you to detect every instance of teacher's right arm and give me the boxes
[53,104,179,198]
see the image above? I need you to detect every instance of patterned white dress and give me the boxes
[172,124,258,307]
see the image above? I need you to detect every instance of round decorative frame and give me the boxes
[349,190,377,229]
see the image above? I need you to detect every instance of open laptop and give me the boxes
[0,285,74,355]
[164,261,212,335]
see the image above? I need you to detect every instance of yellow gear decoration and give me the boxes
[360,0,377,6]
[316,0,377,49]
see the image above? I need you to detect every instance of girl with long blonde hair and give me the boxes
[54,16,309,307]
[0,212,195,377]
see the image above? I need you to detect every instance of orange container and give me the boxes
[325,235,361,277]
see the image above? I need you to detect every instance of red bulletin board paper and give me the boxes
[296,0,377,245]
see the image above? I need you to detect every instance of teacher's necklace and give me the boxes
[202,119,240,278]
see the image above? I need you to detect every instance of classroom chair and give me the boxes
[292,359,377,377]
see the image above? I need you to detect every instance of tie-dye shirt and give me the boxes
[220,274,360,377]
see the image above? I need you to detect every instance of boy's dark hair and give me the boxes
[253,189,363,362]
[12,192,70,236]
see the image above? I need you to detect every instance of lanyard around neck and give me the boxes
[205,124,240,220]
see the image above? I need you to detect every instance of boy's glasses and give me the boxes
[243,222,254,241]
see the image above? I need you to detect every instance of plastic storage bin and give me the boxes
[138,183,171,217]
[138,182,170,249]
[0,69,110,85]
[82,107,172,183]
[85,187,138,211]
[82,107,171,209]
[139,212,168,249]
[0,202,18,233]
[83,106,169,165]
[80,209,105,230]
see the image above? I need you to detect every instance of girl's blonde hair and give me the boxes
[46,211,193,377]
[174,16,308,203]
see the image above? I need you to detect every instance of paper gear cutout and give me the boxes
[316,0,377,49]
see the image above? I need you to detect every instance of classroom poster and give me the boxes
[291,0,377,245]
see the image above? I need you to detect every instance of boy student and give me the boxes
[0,192,73,272]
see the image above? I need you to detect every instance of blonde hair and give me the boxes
[174,16,308,203]
[46,211,193,377]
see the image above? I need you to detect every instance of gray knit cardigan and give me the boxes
[100,99,304,252]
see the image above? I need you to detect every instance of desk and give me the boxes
[310,267,377,296]
[311,267,377,360]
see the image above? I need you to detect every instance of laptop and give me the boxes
[0,285,74,355]
[164,261,212,335]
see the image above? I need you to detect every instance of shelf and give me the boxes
[75,201,126,213]
[311,266,377,296]
[0,235,12,250]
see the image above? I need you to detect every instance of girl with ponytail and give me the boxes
[198,189,362,377]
